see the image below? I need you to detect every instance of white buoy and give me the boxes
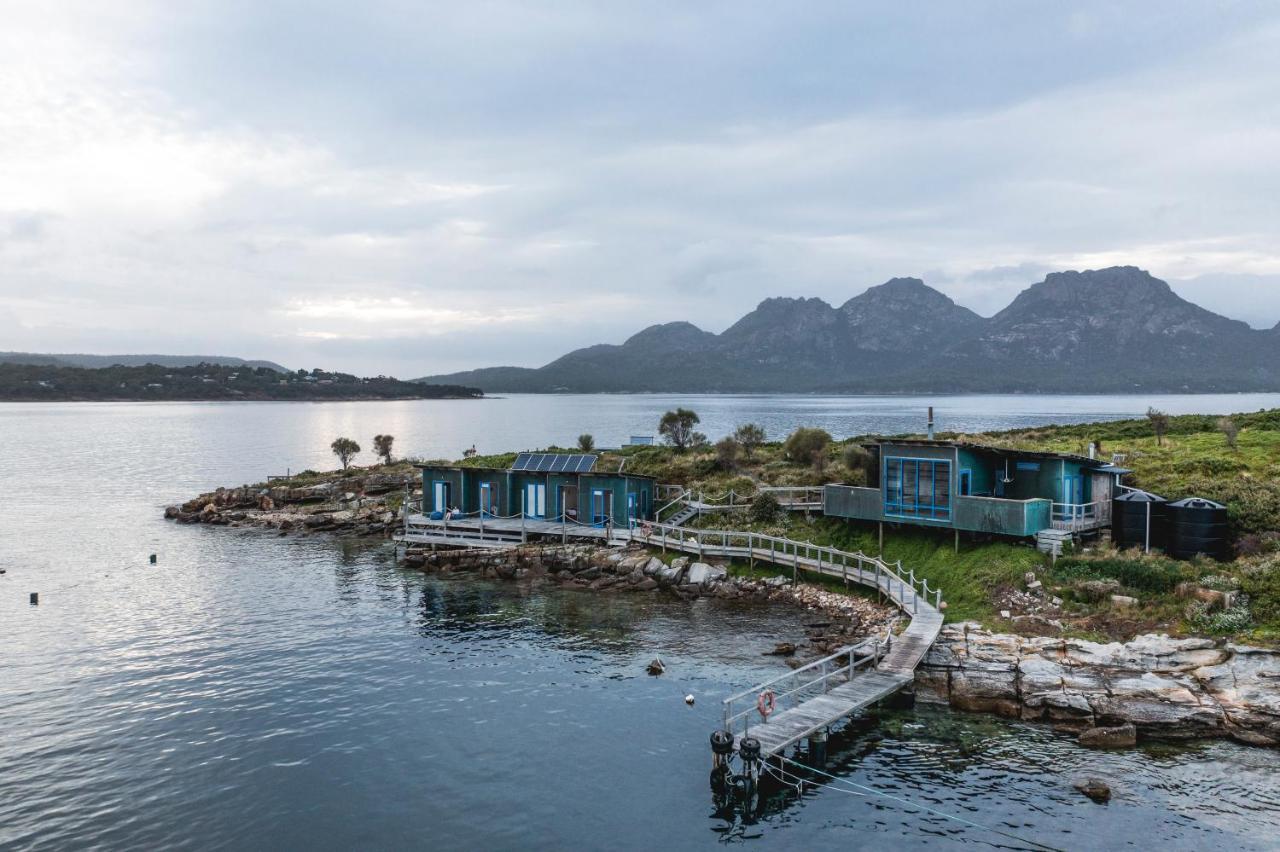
[684,694,695,705]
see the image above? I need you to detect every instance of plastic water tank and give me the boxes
[1165,497,1231,561]
[1111,490,1167,552]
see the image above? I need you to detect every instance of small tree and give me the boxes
[783,427,832,464]
[715,436,740,470]
[658,408,701,451]
[577,433,595,452]
[331,437,361,470]
[373,434,395,465]
[734,423,766,459]
[1146,407,1170,447]
[1218,417,1239,450]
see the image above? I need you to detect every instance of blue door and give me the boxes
[479,482,493,517]
[627,493,638,526]
[1062,475,1083,505]
[432,480,450,513]
[591,489,610,526]
[524,483,546,519]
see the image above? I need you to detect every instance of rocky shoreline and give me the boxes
[918,625,1280,747]
[163,473,410,537]
[405,543,900,660]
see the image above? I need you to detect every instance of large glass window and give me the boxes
[883,458,951,520]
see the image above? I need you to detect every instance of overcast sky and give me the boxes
[3,2,1280,376]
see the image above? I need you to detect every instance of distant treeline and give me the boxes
[0,363,483,402]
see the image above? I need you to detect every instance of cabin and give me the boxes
[824,439,1129,539]
[415,452,657,527]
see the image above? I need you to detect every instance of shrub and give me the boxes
[749,492,781,524]
[577,433,595,452]
[842,444,873,485]
[1186,599,1253,634]
[715,436,740,470]
[1053,554,1188,593]
[1241,558,1280,626]
[784,427,832,464]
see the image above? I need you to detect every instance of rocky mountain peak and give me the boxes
[622,321,717,353]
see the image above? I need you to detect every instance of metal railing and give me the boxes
[722,638,887,739]
[627,521,942,614]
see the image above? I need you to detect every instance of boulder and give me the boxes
[686,562,713,585]
[643,557,665,577]
[765,643,797,657]
[1073,778,1111,803]
[1110,594,1137,608]
[1079,723,1137,749]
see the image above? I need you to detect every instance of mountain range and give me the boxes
[418,267,1280,393]
[0,352,288,372]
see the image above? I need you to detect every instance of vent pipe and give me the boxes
[927,406,935,440]
[1088,442,1097,460]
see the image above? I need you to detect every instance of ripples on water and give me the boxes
[3,398,1280,849]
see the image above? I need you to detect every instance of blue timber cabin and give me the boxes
[415,452,657,527]
[824,439,1129,540]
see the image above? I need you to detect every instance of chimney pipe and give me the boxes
[1088,442,1097,460]
[927,406,935,440]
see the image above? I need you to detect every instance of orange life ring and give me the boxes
[757,689,776,719]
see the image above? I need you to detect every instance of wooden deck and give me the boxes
[397,513,628,548]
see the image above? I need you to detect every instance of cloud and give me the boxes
[2,2,1280,375]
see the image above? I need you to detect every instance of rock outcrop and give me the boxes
[917,625,1280,746]
[163,473,413,537]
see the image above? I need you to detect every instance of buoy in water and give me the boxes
[30,592,38,605]
[149,554,157,565]
[684,694,695,706]
[646,656,665,676]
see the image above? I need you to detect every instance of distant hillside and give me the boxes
[0,352,289,372]
[418,267,1280,393]
[0,364,481,402]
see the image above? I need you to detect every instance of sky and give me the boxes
[2,1,1280,376]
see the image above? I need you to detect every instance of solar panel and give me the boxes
[508,453,598,472]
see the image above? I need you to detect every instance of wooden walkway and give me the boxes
[629,522,944,757]
[396,509,944,758]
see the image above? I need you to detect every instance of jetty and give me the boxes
[397,485,944,767]
[627,523,943,759]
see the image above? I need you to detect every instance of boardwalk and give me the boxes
[629,522,944,757]
[398,510,944,758]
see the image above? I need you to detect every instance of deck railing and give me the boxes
[722,638,886,739]
[1052,500,1111,532]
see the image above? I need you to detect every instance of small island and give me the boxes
[165,406,1280,751]
[0,363,482,402]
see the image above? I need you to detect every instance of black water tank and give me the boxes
[1112,490,1167,552]
[1165,497,1231,561]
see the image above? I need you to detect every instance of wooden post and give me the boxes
[878,521,884,555]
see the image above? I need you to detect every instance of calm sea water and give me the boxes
[3,393,1280,850]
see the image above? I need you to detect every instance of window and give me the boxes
[884,457,951,520]
[959,469,972,496]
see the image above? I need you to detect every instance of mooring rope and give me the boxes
[774,755,1064,852]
